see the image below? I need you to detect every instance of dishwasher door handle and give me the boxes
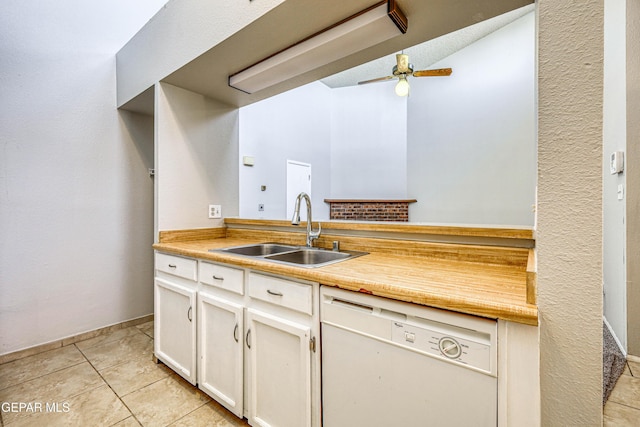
[328,297,374,313]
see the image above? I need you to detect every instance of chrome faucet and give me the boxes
[291,192,321,247]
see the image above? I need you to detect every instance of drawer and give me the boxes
[155,253,197,281]
[249,273,312,315]
[199,262,244,295]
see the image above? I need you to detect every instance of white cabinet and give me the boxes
[198,266,245,417]
[246,272,320,427]
[247,309,312,427]
[155,254,320,426]
[154,253,198,385]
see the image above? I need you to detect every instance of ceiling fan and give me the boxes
[358,53,452,97]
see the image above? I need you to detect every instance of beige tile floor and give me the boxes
[604,359,640,426]
[0,322,249,426]
[2,321,640,426]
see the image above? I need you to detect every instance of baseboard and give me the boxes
[603,316,627,357]
[0,314,154,365]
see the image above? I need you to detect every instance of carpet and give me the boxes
[603,322,626,405]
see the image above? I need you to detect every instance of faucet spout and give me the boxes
[291,192,321,247]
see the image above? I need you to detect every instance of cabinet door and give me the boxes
[154,278,197,384]
[198,292,244,417]
[247,308,312,427]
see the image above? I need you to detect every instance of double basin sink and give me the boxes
[210,243,367,268]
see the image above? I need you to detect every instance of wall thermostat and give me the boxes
[610,151,624,175]
[243,156,255,166]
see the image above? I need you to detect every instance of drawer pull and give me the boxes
[233,323,239,343]
[168,264,177,268]
[213,275,224,281]
[246,329,251,349]
[267,289,283,297]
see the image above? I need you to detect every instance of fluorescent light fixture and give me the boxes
[229,0,408,94]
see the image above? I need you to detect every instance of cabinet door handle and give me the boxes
[212,275,224,281]
[187,306,192,322]
[267,289,283,296]
[168,264,177,268]
[233,323,239,343]
[246,329,251,349]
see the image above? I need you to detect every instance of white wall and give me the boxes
[116,0,285,107]
[537,0,604,423]
[239,14,536,226]
[603,0,627,351]
[407,12,536,226]
[238,82,331,220]
[0,0,166,355]
[626,0,640,357]
[330,83,407,199]
[156,83,239,232]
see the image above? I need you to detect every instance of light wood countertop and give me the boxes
[153,231,538,326]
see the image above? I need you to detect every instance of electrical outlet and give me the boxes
[209,204,222,219]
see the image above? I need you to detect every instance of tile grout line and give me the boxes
[0,359,87,393]
[0,324,149,370]
[74,339,149,427]
[116,324,221,425]
[1,367,106,426]
[0,316,154,366]
[605,366,640,412]
[166,404,211,426]
[0,354,102,418]
[1,324,157,427]
[102,356,210,426]
[76,326,149,353]
[75,326,187,427]
[70,343,132,419]
[606,399,640,413]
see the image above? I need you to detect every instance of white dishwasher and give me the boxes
[321,287,497,427]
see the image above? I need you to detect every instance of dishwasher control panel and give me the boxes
[391,320,491,373]
[321,286,497,376]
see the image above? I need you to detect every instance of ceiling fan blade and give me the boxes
[357,76,395,85]
[413,68,453,77]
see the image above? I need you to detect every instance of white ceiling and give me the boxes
[138,0,535,110]
[320,4,534,89]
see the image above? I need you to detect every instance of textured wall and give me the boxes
[0,0,165,355]
[537,1,604,424]
[603,0,627,351]
[156,83,239,233]
[627,0,640,356]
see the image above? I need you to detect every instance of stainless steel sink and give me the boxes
[211,243,366,268]
[217,243,298,256]
[266,248,353,266]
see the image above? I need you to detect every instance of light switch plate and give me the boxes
[209,204,222,218]
[610,151,624,175]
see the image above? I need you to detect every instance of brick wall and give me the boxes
[325,200,416,222]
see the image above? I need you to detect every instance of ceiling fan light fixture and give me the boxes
[395,53,412,74]
[395,76,410,97]
[229,0,408,94]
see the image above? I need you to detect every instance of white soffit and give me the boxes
[320,3,534,88]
